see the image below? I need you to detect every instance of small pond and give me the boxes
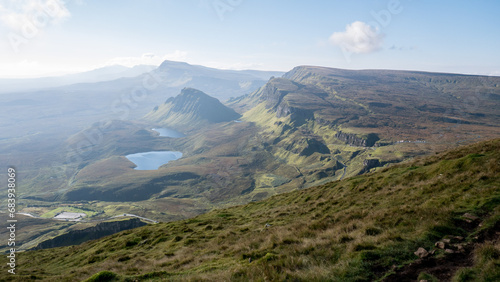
[126,151,183,170]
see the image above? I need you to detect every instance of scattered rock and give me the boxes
[462,213,479,223]
[445,249,455,254]
[435,241,446,249]
[414,247,429,258]
[442,238,451,244]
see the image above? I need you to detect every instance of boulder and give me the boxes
[414,247,429,258]
[435,241,446,249]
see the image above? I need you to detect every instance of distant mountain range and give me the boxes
[145,60,284,101]
[0,60,283,97]
[0,60,283,140]
[0,64,156,93]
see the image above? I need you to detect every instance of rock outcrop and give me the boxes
[335,131,380,147]
[33,218,147,250]
[299,138,331,157]
[283,137,331,157]
[358,159,382,174]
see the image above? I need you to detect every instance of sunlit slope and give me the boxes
[230,66,500,178]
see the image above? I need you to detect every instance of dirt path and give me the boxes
[384,250,474,281]
[384,215,499,281]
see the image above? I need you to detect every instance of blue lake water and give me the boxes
[126,151,183,170]
[151,128,185,138]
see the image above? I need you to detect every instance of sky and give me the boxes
[0,0,499,78]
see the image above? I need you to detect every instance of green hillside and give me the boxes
[5,138,499,281]
[144,88,241,132]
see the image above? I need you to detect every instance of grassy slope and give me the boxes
[6,68,500,245]
[4,138,499,281]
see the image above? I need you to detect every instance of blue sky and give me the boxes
[0,0,499,77]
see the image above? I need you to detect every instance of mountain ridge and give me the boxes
[0,60,280,141]
[0,64,156,94]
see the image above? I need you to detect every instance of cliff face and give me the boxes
[275,104,315,127]
[258,78,299,109]
[33,218,147,250]
[298,138,331,157]
[358,159,382,175]
[251,78,326,126]
[335,131,380,147]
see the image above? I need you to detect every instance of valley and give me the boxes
[1,63,499,280]
[1,0,499,279]
[2,137,499,280]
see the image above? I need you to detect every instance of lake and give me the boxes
[126,151,183,170]
[151,128,185,138]
[54,212,86,221]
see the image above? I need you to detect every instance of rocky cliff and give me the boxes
[335,131,380,147]
[33,218,147,250]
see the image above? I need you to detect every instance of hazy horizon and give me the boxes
[0,0,499,78]
[3,59,500,80]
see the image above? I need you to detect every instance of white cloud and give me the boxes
[104,51,189,67]
[0,0,70,32]
[329,21,384,54]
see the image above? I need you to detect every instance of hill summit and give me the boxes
[144,87,241,131]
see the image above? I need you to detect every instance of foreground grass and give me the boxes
[3,138,500,281]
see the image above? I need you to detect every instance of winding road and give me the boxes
[338,160,347,180]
